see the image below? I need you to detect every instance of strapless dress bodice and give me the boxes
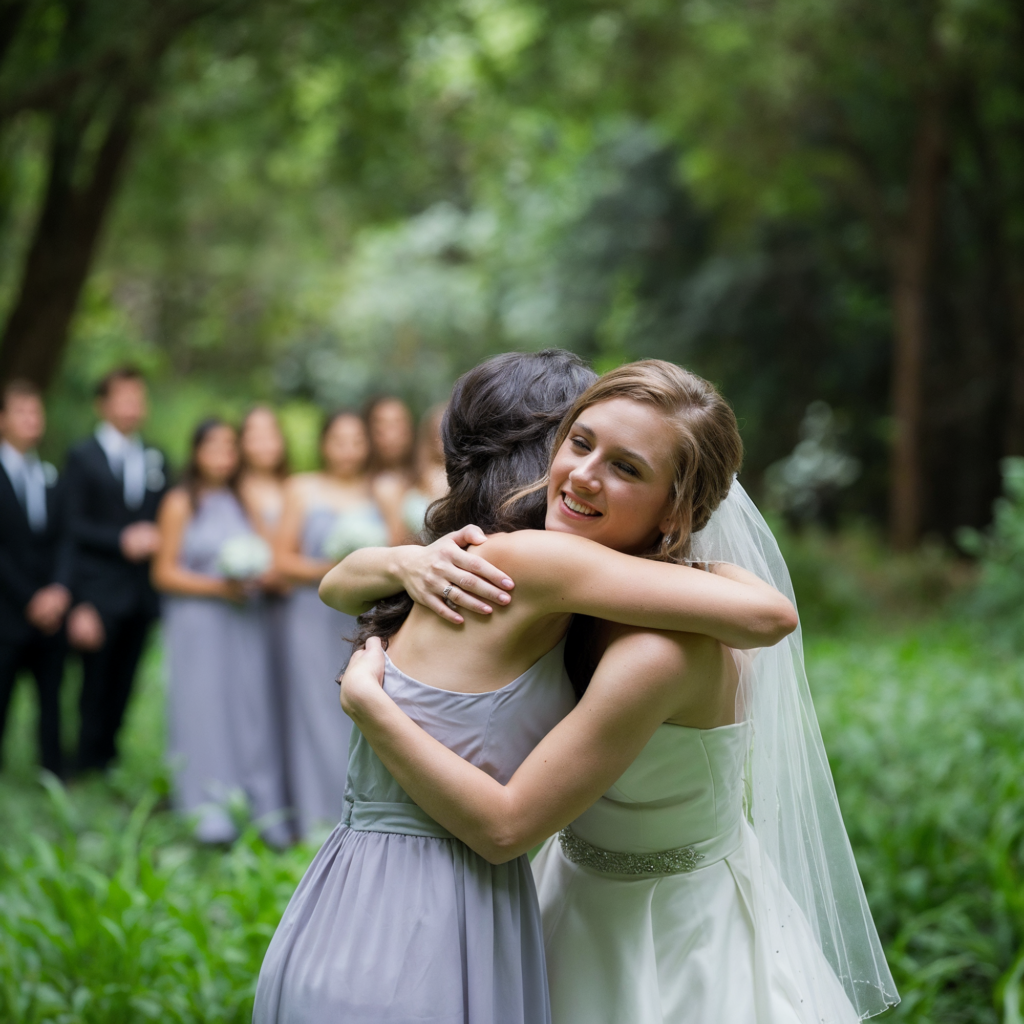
[570,721,750,855]
[301,502,386,560]
[179,489,255,577]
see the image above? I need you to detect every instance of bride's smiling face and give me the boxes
[545,397,678,554]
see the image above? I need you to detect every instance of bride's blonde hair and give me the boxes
[508,359,743,562]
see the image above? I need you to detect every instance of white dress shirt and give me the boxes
[0,439,48,532]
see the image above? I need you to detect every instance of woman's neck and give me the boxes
[242,468,279,484]
[195,480,229,497]
[325,468,365,486]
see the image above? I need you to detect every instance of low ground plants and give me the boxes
[0,534,1019,1022]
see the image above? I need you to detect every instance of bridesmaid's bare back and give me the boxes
[385,532,571,694]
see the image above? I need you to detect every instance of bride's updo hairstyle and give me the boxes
[354,349,597,646]
[545,359,743,562]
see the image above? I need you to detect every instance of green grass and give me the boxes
[0,642,319,1024]
[812,622,1024,1022]
[0,580,1021,1021]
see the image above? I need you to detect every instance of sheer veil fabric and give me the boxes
[688,480,898,1019]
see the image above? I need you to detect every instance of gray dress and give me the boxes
[164,490,289,846]
[253,639,576,1024]
[258,505,293,819]
[281,504,384,839]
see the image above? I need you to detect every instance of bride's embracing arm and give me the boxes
[318,525,515,621]
[478,531,797,651]
[342,631,722,864]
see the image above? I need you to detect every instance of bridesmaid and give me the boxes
[398,403,448,540]
[364,395,416,543]
[153,418,288,846]
[238,405,292,827]
[365,394,416,489]
[238,406,289,535]
[274,410,387,840]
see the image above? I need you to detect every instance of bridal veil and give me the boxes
[689,480,899,1019]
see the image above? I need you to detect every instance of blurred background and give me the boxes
[2,1,1024,1022]
[3,0,1023,546]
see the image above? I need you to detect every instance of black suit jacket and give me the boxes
[0,460,74,645]
[63,435,170,621]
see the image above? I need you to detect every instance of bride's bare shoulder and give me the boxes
[474,529,606,576]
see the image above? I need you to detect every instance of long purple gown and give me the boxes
[163,489,289,845]
[254,639,575,1024]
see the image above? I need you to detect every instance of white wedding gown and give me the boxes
[531,722,861,1024]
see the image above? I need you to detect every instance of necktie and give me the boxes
[3,447,47,532]
[122,438,146,510]
[98,425,147,509]
[22,454,47,531]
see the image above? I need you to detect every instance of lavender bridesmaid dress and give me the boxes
[163,489,289,846]
[281,503,386,839]
[253,639,575,1024]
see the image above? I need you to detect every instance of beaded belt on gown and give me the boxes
[558,823,742,877]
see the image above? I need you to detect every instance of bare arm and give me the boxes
[274,477,333,585]
[151,490,240,599]
[319,526,516,621]
[482,531,796,650]
[342,630,719,863]
[320,529,795,649]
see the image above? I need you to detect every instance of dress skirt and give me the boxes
[281,586,356,838]
[253,823,550,1024]
[164,595,288,845]
[532,820,859,1024]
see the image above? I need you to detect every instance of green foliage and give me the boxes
[813,623,1024,1022]
[0,645,315,1024]
[0,547,1016,1023]
[2,608,1020,1022]
[0,787,312,1023]
[958,457,1024,645]
[778,522,967,633]
[2,0,1023,530]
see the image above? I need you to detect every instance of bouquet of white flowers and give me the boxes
[217,533,272,580]
[323,507,390,562]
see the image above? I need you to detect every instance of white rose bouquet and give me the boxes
[217,533,273,580]
[323,508,390,562]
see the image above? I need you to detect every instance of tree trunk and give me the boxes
[1005,267,1024,456]
[887,93,946,550]
[0,90,142,389]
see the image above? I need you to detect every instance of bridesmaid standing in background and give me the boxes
[274,411,388,840]
[398,402,448,540]
[238,407,289,534]
[238,406,292,828]
[364,395,416,544]
[153,419,289,847]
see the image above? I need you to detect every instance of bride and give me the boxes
[337,361,899,1022]
[254,353,797,1023]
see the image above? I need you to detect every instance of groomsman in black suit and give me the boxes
[0,379,74,776]
[64,367,168,773]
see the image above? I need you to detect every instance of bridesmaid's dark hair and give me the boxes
[183,417,240,509]
[353,349,597,648]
